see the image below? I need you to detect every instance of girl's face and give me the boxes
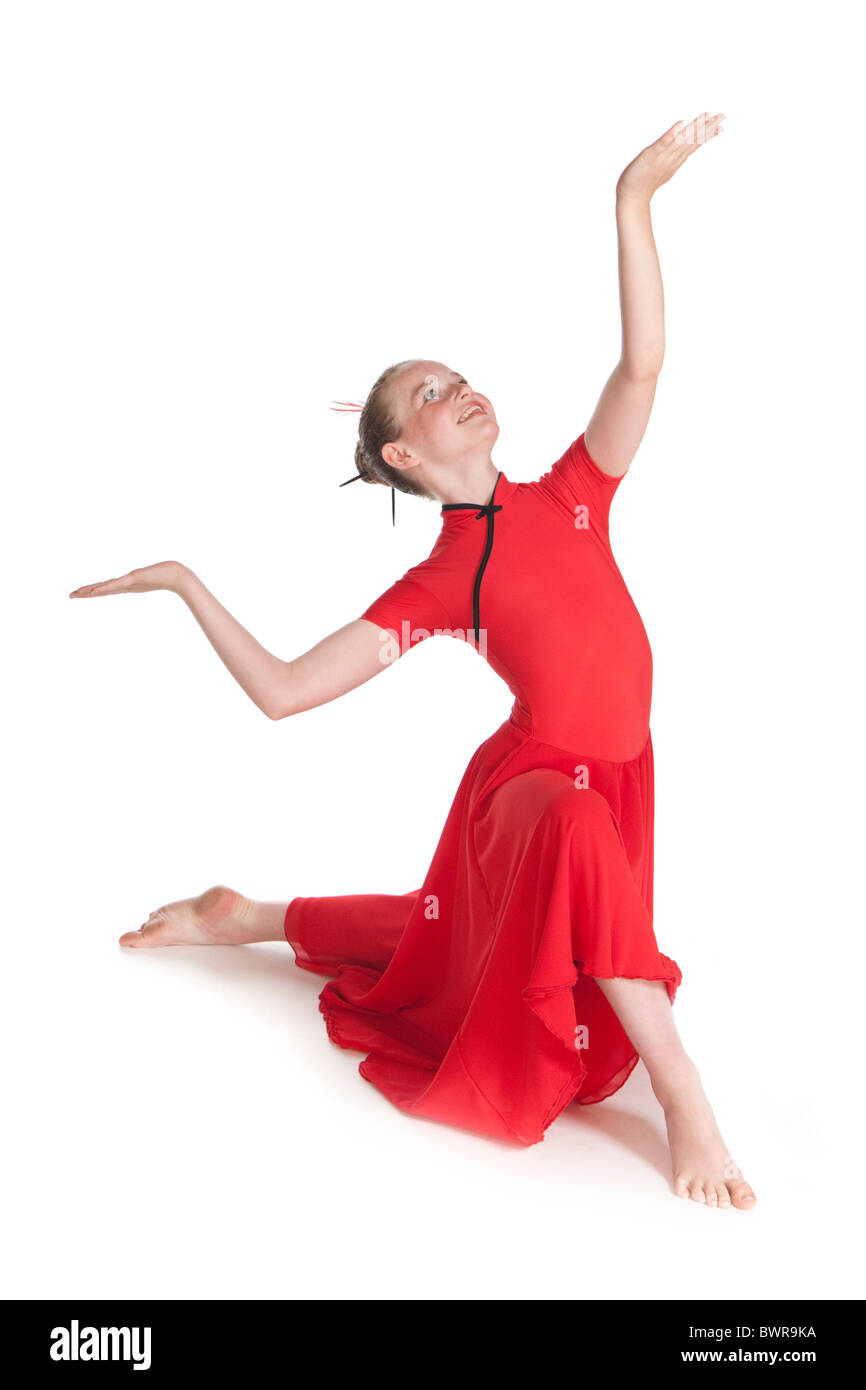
[386,360,498,470]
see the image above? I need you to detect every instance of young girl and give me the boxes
[71,114,755,1210]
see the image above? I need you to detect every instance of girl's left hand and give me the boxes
[616,113,726,203]
[69,560,187,598]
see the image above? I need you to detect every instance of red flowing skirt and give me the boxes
[284,716,681,1146]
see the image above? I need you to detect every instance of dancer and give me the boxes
[71,114,755,1210]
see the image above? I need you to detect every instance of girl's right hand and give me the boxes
[69,560,188,599]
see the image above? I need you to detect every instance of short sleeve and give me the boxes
[536,431,625,534]
[359,573,454,658]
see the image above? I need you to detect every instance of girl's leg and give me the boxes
[593,975,756,1210]
[119,889,756,1209]
[118,885,290,948]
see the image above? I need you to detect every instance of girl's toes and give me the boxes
[705,1184,718,1207]
[715,1183,731,1208]
[673,1176,690,1199]
[730,1182,756,1210]
[689,1181,706,1204]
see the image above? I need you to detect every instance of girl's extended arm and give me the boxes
[69,560,393,720]
[584,111,726,478]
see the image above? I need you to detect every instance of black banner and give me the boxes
[2,1298,855,1376]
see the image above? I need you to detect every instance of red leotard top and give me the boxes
[358,432,652,763]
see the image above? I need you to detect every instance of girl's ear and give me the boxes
[382,442,412,471]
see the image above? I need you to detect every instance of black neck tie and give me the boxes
[441,472,504,646]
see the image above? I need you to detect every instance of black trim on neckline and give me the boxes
[440,473,504,646]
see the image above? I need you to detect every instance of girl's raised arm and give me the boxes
[584,112,725,480]
[69,561,394,720]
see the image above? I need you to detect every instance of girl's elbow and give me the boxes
[265,697,294,721]
[622,356,664,383]
[266,663,300,720]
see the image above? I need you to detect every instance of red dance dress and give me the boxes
[284,432,681,1145]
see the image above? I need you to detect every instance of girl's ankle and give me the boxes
[650,1053,701,1110]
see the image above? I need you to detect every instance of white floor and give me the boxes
[2,887,853,1303]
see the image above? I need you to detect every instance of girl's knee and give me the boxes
[544,780,617,838]
[488,769,620,842]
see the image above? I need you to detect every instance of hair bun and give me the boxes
[354,440,378,485]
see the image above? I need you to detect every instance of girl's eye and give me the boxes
[423,376,468,403]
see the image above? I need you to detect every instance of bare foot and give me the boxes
[654,1059,757,1211]
[118,884,259,948]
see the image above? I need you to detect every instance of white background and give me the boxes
[2,0,863,1301]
